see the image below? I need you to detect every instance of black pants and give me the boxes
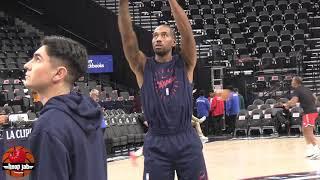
[213,115,223,135]
[225,115,237,134]
[34,101,43,112]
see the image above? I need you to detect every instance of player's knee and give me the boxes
[303,126,314,135]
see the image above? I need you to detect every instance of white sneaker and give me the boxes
[199,116,206,124]
[310,152,320,160]
[200,135,208,143]
[134,148,143,157]
[305,144,315,157]
[309,145,320,160]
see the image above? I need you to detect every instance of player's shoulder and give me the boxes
[40,108,70,122]
[30,109,75,147]
[32,109,72,133]
[297,86,309,93]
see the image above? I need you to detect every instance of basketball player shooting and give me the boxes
[118,0,208,179]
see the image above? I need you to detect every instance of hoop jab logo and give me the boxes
[2,146,35,177]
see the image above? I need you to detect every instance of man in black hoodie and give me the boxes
[24,36,107,180]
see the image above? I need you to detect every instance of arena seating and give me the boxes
[104,112,145,155]
[0,11,43,114]
[261,107,276,134]
[289,106,303,135]
[248,108,263,136]
[234,109,249,136]
[73,79,135,113]
[94,0,319,101]
[238,97,312,137]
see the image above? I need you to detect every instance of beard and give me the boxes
[154,47,172,57]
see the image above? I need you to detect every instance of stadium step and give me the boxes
[94,0,159,32]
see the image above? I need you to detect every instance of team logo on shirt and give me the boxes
[2,146,35,177]
[154,68,180,100]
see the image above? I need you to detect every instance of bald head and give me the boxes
[89,89,100,102]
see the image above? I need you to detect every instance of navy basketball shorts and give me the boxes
[143,128,208,180]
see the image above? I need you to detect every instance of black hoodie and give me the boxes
[28,92,107,180]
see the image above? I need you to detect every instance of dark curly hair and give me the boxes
[41,36,88,84]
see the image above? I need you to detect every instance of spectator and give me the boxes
[225,86,240,135]
[207,91,215,135]
[196,90,210,119]
[0,104,13,126]
[89,89,100,102]
[89,89,107,132]
[132,91,142,113]
[234,88,245,110]
[32,90,43,112]
[210,90,225,135]
[0,108,8,125]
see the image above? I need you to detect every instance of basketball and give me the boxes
[2,146,35,177]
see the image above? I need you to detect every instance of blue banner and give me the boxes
[88,55,113,73]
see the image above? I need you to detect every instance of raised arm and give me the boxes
[168,0,196,82]
[118,0,146,87]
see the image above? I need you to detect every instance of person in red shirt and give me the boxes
[210,90,225,135]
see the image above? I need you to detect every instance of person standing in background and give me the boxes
[132,91,142,113]
[32,90,43,112]
[210,90,225,135]
[89,89,107,132]
[207,91,214,135]
[225,86,240,135]
[196,90,210,120]
[196,90,210,136]
[0,107,8,125]
[234,88,245,110]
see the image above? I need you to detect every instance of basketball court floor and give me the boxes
[108,137,320,180]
